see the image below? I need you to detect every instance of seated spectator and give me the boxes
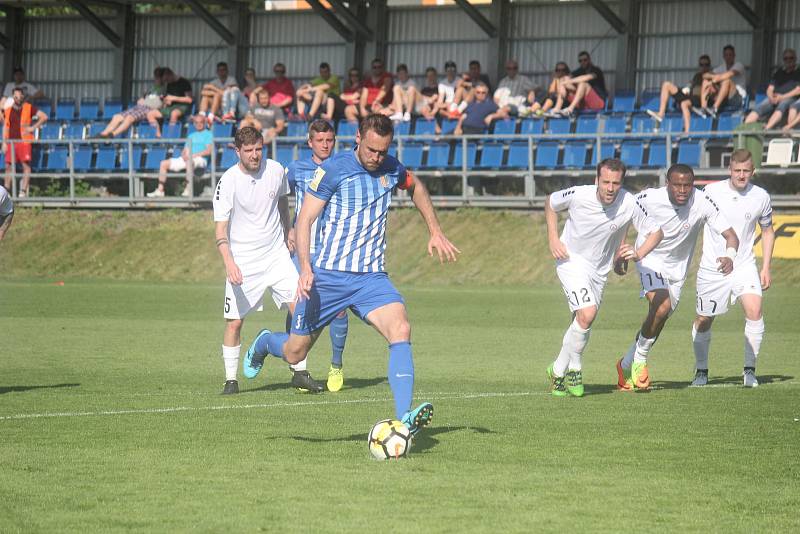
[556,51,607,116]
[454,83,501,135]
[390,64,417,122]
[148,114,214,198]
[241,87,286,143]
[700,45,746,118]
[263,63,295,116]
[455,60,493,105]
[2,67,44,110]
[529,62,570,117]
[0,184,13,240]
[296,62,341,120]
[99,67,164,138]
[3,88,48,198]
[416,67,442,121]
[198,62,243,123]
[242,67,259,100]
[153,68,193,125]
[647,54,713,133]
[438,60,462,118]
[745,48,800,130]
[781,98,800,132]
[494,59,536,118]
[360,58,394,118]
[325,68,361,122]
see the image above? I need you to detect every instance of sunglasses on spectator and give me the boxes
[274,69,285,74]
[784,56,796,61]
[699,62,711,67]
[372,64,383,69]
[579,57,589,63]
[555,67,568,72]
[506,66,518,70]
[475,90,488,94]
[349,72,360,77]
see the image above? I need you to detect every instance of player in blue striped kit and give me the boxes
[285,119,349,392]
[244,114,460,435]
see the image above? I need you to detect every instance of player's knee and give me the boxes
[694,315,713,332]
[575,307,596,329]
[225,319,243,335]
[391,319,411,342]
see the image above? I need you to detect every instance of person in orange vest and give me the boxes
[3,87,48,197]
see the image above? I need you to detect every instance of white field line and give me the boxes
[0,382,796,421]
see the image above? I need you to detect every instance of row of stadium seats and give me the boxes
[35,121,233,141]
[2,138,705,172]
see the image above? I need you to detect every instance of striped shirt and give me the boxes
[286,157,326,254]
[307,149,412,273]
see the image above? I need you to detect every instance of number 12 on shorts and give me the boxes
[566,287,591,307]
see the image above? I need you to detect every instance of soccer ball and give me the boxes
[368,419,411,460]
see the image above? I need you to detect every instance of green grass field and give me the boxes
[2,279,798,532]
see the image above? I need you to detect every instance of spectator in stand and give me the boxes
[528,62,570,117]
[242,68,259,100]
[153,68,193,125]
[455,60,493,105]
[360,58,394,118]
[745,48,800,130]
[99,67,165,138]
[324,67,361,122]
[700,44,746,118]
[263,63,295,116]
[390,64,417,122]
[296,62,341,120]
[782,99,800,132]
[2,88,48,197]
[1,67,44,110]
[454,82,502,135]
[416,67,442,121]
[494,59,536,118]
[0,184,13,240]
[438,60,462,118]
[556,51,607,116]
[148,114,214,198]
[198,62,244,124]
[646,54,713,133]
[241,87,286,143]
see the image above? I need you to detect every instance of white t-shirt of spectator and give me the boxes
[3,82,39,98]
[713,61,746,96]
[213,158,289,259]
[497,74,535,98]
[396,78,417,91]
[438,77,458,103]
[210,76,239,90]
[0,185,13,216]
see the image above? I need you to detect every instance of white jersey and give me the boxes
[213,158,290,259]
[700,179,772,272]
[635,187,731,282]
[549,185,656,276]
[0,185,13,216]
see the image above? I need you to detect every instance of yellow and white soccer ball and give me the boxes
[368,419,411,460]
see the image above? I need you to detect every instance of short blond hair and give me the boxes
[730,149,753,164]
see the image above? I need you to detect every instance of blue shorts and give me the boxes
[290,268,404,335]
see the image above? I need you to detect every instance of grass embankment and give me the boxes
[2,208,798,286]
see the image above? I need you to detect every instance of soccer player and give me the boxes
[285,119,350,392]
[244,114,459,435]
[691,149,774,387]
[0,184,14,241]
[545,158,663,397]
[616,164,739,390]
[213,126,323,395]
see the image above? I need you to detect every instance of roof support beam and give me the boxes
[453,0,497,38]
[586,0,627,34]
[306,0,353,42]
[1,7,24,83]
[0,31,9,50]
[487,0,510,87]
[614,0,640,91]
[329,0,373,40]
[727,0,761,28]
[185,0,236,45]
[65,0,122,47]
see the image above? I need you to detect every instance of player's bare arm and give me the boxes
[544,195,568,260]
[278,195,294,253]
[0,212,13,241]
[759,224,775,290]
[407,172,460,263]
[214,220,242,285]
[295,193,327,299]
[716,227,740,275]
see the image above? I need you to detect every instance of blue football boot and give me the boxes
[401,402,434,436]
[243,328,271,379]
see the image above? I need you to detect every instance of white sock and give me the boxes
[208,113,215,121]
[621,337,637,369]
[566,319,591,372]
[289,358,307,372]
[222,344,240,381]
[457,101,468,112]
[634,335,656,363]
[744,317,764,369]
[449,102,458,112]
[692,324,711,370]
[553,346,570,377]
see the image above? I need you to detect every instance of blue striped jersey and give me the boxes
[307,149,412,273]
[286,157,326,254]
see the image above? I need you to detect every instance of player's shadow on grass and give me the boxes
[291,426,495,454]
[242,376,386,394]
[0,383,80,395]
[586,374,794,395]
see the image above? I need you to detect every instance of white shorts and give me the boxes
[636,263,684,311]
[556,261,606,312]
[695,263,762,317]
[168,156,207,172]
[223,248,298,319]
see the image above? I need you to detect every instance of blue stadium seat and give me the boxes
[162,122,183,140]
[119,145,144,170]
[39,123,61,140]
[676,140,702,166]
[591,141,616,164]
[63,122,85,139]
[413,119,437,136]
[298,145,312,160]
[0,151,4,167]
[535,141,560,169]
[639,90,660,112]
[439,119,458,136]
[451,142,477,169]
[79,100,100,120]
[286,120,307,138]
[55,99,77,121]
[102,99,123,118]
[400,142,423,168]
[632,114,657,135]
[30,147,46,171]
[662,114,684,134]
[519,118,544,136]
[219,147,238,169]
[547,118,571,135]
[388,143,397,158]
[507,141,530,169]
[620,141,644,168]
[336,120,358,138]
[562,141,588,168]
[94,145,117,171]
[394,121,411,137]
[575,115,599,136]
[87,122,107,138]
[137,123,159,139]
[602,115,627,136]
[143,146,167,170]
[688,115,713,137]
[478,142,504,168]
[212,122,234,138]
[610,90,636,113]
[492,119,517,136]
[274,143,295,167]
[754,91,767,107]
[72,145,93,171]
[715,112,742,135]
[646,140,668,168]
[33,99,52,118]
[425,142,450,168]
[45,146,69,171]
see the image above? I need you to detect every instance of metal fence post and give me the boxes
[127,138,134,200]
[68,140,75,200]
[10,139,17,197]
[461,136,468,202]
[210,140,217,198]
[186,138,194,198]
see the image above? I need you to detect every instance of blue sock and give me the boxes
[255,331,288,359]
[388,342,414,420]
[329,312,348,368]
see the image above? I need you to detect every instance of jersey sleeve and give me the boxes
[278,163,290,197]
[307,163,337,202]
[759,194,773,227]
[702,192,732,235]
[285,163,296,192]
[212,173,234,222]
[0,188,13,216]
[548,187,575,212]
[396,163,413,190]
